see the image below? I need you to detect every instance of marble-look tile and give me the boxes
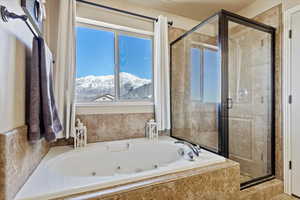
[56,160,240,200]
[239,179,283,200]
[51,113,154,146]
[227,5,282,182]
[78,113,154,143]
[169,27,186,44]
[271,194,299,200]
[0,125,49,200]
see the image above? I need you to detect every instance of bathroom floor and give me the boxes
[271,194,300,200]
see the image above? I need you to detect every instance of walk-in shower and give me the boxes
[170,10,275,188]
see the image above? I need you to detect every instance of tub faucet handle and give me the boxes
[195,145,201,153]
[175,140,200,157]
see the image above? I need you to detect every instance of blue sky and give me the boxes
[191,48,202,100]
[203,49,220,102]
[76,26,152,79]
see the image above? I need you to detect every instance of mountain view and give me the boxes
[76,72,152,102]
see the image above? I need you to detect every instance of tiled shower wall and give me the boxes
[253,5,283,180]
[227,11,278,179]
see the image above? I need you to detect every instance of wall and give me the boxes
[78,0,199,31]
[0,127,49,200]
[76,113,154,143]
[71,1,199,144]
[0,0,51,199]
[237,0,282,18]
[75,2,155,142]
[44,0,60,54]
[0,0,28,133]
[284,0,300,10]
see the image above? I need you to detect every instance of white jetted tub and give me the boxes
[15,136,225,200]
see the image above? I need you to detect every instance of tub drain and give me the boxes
[91,172,96,176]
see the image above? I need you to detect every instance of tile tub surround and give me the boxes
[77,113,154,143]
[272,194,300,200]
[0,125,49,200]
[16,136,227,199]
[56,160,240,200]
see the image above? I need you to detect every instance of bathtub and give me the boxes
[15,136,225,200]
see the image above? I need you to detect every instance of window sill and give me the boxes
[76,102,154,114]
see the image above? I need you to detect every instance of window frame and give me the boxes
[190,45,204,102]
[75,19,154,109]
[189,42,219,103]
[115,30,154,103]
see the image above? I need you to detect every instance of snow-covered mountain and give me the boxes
[76,72,152,102]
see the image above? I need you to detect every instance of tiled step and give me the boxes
[240,179,283,200]
[271,194,299,200]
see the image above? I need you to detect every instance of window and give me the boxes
[119,34,153,100]
[76,24,153,104]
[203,48,220,103]
[191,48,203,101]
[190,46,220,103]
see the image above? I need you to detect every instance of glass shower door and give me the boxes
[227,21,273,184]
[170,16,221,153]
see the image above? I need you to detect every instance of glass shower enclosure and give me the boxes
[170,10,275,188]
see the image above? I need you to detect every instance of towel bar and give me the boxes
[0,5,55,64]
[0,5,41,38]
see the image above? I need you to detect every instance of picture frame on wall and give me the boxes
[21,0,44,35]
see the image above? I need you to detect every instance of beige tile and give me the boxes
[56,160,240,200]
[0,125,49,200]
[74,113,154,143]
[272,194,300,200]
[240,179,283,200]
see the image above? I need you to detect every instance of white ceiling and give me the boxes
[118,0,256,20]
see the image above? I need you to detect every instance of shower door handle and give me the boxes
[227,98,233,109]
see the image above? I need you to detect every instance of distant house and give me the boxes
[94,94,115,102]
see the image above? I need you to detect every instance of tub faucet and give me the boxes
[175,140,201,157]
